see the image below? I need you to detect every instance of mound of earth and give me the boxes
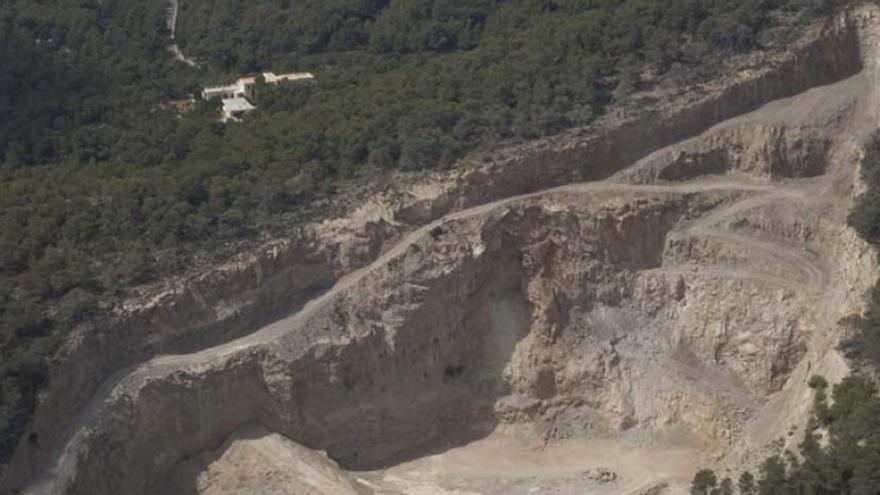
[167,424,368,495]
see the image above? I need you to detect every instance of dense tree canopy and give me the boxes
[0,0,849,464]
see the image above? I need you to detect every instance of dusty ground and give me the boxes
[354,428,705,495]
[171,425,704,495]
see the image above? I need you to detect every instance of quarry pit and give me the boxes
[7,6,880,495]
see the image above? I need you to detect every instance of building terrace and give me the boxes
[201,71,315,122]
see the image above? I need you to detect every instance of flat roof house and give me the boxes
[221,97,256,122]
[202,71,314,121]
[203,77,257,101]
[262,72,315,84]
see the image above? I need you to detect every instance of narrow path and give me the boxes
[166,0,178,37]
[654,188,828,293]
[642,266,804,292]
[167,0,199,68]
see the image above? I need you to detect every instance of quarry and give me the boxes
[6,5,880,495]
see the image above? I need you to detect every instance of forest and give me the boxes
[0,0,852,464]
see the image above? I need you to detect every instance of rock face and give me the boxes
[7,6,880,495]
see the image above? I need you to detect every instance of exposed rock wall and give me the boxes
[618,123,839,184]
[37,190,738,494]
[35,157,872,495]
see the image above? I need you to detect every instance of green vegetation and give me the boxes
[739,472,756,495]
[0,0,847,464]
[691,469,735,495]
[692,375,880,494]
[692,469,718,494]
[689,133,880,495]
[848,138,880,368]
[712,127,880,492]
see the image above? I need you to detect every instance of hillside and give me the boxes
[0,1,873,493]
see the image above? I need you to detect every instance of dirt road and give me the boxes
[167,0,199,68]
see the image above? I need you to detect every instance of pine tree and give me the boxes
[739,471,756,495]
[692,469,718,495]
[798,431,843,494]
[710,478,734,495]
[758,456,789,495]
[851,437,880,495]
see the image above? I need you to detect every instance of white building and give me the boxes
[202,77,257,101]
[203,73,313,101]
[203,71,315,121]
[221,97,256,122]
[262,72,315,85]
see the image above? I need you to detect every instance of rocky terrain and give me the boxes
[5,4,880,495]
